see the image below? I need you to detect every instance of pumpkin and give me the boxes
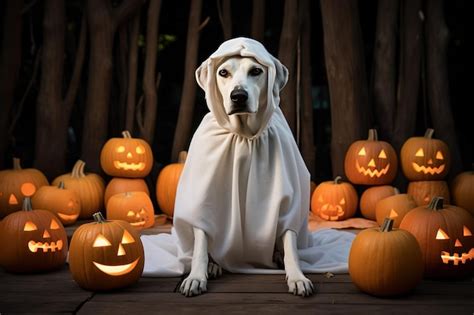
[311,176,358,221]
[401,128,450,181]
[52,160,105,219]
[69,212,144,291]
[156,151,187,217]
[0,158,48,218]
[310,181,317,211]
[106,191,155,230]
[407,180,450,206]
[375,189,416,228]
[104,178,150,204]
[344,129,398,185]
[399,197,474,279]
[349,218,423,296]
[32,182,81,225]
[360,185,397,220]
[0,197,67,273]
[451,170,474,216]
[100,131,153,178]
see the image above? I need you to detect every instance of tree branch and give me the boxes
[113,0,145,28]
[125,12,141,132]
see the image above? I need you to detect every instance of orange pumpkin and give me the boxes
[100,131,153,178]
[156,151,187,217]
[104,178,150,204]
[344,129,398,185]
[311,176,358,221]
[407,180,450,206]
[0,158,48,218]
[375,189,416,228]
[451,170,474,216]
[360,185,397,220]
[106,192,155,230]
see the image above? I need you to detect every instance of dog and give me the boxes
[178,55,314,297]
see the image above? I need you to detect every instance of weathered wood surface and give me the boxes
[1,267,472,314]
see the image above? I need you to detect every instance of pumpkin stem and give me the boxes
[367,129,378,141]
[77,161,86,178]
[178,151,188,164]
[93,212,107,223]
[334,176,343,184]
[71,160,83,178]
[381,218,394,232]
[12,157,22,170]
[427,196,444,210]
[22,197,33,212]
[122,130,132,138]
[393,187,400,195]
[424,128,435,139]
[58,181,65,189]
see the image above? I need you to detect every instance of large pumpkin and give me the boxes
[106,191,155,230]
[344,129,397,185]
[0,197,67,273]
[69,212,144,291]
[156,151,187,217]
[399,197,474,279]
[100,131,153,178]
[401,128,450,181]
[311,176,358,221]
[375,189,416,228]
[451,170,474,216]
[52,160,105,219]
[349,218,423,296]
[0,158,48,218]
[360,185,397,220]
[407,180,450,206]
[104,178,150,204]
[32,182,81,225]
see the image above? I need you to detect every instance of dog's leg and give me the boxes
[179,227,209,297]
[207,255,223,279]
[283,230,315,296]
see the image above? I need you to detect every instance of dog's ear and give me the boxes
[195,60,209,90]
[273,58,289,91]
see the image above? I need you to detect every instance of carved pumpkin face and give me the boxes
[106,191,155,230]
[401,128,450,181]
[375,192,416,228]
[0,198,68,273]
[100,131,153,178]
[69,213,144,291]
[344,129,397,185]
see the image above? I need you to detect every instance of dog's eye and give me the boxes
[218,69,229,77]
[249,68,263,76]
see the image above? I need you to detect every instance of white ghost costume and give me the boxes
[141,37,355,276]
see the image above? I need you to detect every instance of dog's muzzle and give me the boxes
[229,88,252,115]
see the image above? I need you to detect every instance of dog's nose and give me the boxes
[230,89,248,104]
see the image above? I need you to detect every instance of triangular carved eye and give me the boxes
[436,151,444,160]
[24,221,37,231]
[127,211,135,217]
[339,198,346,205]
[116,146,125,153]
[436,228,449,240]
[464,226,472,237]
[378,150,387,159]
[136,146,145,154]
[139,208,146,214]
[121,230,135,244]
[50,220,60,230]
[93,234,112,247]
[415,148,424,157]
[358,148,366,156]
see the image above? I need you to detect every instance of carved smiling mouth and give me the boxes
[93,258,140,276]
[440,248,474,265]
[113,161,146,171]
[319,205,344,221]
[130,220,146,227]
[356,161,390,178]
[28,240,64,253]
[57,212,79,221]
[412,162,445,175]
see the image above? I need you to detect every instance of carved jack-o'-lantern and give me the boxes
[106,191,155,230]
[375,189,417,228]
[344,129,398,185]
[69,213,144,290]
[401,129,450,181]
[100,131,153,178]
[0,197,68,273]
[311,176,358,221]
[400,197,474,279]
[0,158,49,218]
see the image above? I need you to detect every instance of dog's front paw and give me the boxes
[180,273,208,297]
[287,273,315,297]
[207,261,222,279]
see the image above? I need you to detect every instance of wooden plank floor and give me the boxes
[1,266,473,314]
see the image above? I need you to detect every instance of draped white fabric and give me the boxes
[142,38,354,277]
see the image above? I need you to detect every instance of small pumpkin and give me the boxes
[349,218,423,296]
[344,129,398,185]
[104,178,150,204]
[360,185,397,220]
[0,158,49,218]
[100,131,153,178]
[106,191,155,230]
[401,128,450,181]
[375,189,416,228]
[451,170,474,216]
[311,176,358,221]
[399,197,474,279]
[156,151,187,217]
[52,160,105,219]
[69,212,144,291]
[0,197,68,273]
[407,180,450,206]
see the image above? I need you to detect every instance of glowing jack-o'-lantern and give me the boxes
[0,158,49,218]
[375,189,416,228]
[407,180,450,206]
[100,131,153,178]
[401,129,450,181]
[106,191,155,230]
[344,129,398,185]
[0,197,67,273]
[400,197,474,279]
[69,212,144,291]
[156,151,187,217]
[311,176,358,221]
